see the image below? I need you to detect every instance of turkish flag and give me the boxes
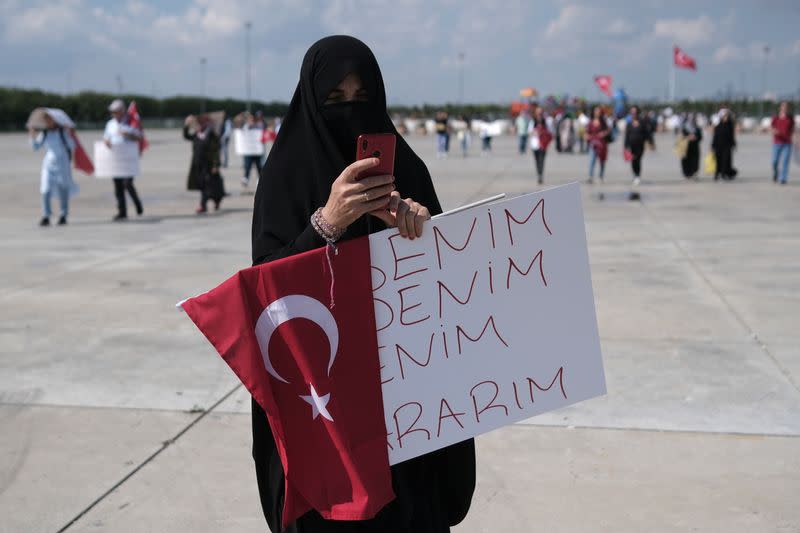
[593,75,613,97]
[126,101,149,154]
[179,238,394,527]
[70,131,94,175]
[673,46,697,71]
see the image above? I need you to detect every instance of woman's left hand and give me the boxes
[370,191,431,240]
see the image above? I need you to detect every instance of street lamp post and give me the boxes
[200,57,207,112]
[760,45,770,118]
[457,52,465,105]
[245,22,252,112]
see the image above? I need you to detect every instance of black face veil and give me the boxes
[251,35,442,265]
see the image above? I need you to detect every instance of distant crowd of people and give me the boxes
[27,99,797,226]
[429,101,795,193]
[28,102,281,225]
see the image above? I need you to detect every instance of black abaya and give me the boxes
[680,123,702,177]
[184,125,225,203]
[712,119,736,179]
[250,35,476,533]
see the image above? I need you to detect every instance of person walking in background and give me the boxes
[586,105,610,184]
[515,110,530,155]
[712,108,736,181]
[30,112,76,226]
[457,115,472,157]
[261,120,278,168]
[435,111,450,158]
[184,114,225,213]
[220,113,232,168]
[771,101,794,184]
[104,99,143,221]
[241,112,264,188]
[479,118,493,155]
[680,112,703,179]
[577,108,590,153]
[624,105,653,186]
[528,105,553,185]
[557,112,576,153]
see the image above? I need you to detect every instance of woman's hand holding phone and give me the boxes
[321,157,395,230]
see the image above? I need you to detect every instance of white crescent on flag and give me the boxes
[254,294,340,384]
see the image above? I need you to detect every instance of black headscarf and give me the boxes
[251,35,442,265]
[249,36,474,532]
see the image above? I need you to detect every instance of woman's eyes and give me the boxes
[324,90,368,105]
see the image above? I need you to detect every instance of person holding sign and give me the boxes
[240,112,264,188]
[29,112,77,226]
[250,35,475,532]
[104,99,144,221]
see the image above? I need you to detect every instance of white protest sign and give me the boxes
[369,182,605,465]
[234,129,264,156]
[93,141,140,178]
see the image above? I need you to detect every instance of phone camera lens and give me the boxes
[361,140,369,151]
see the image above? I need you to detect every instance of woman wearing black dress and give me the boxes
[680,113,703,179]
[183,114,225,213]
[250,35,476,533]
[624,105,654,186]
[712,109,737,180]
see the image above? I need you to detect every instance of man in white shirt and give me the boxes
[104,99,143,221]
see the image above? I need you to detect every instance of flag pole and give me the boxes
[669,57,676,102]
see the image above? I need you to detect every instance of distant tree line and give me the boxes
[1,86,795,131]
[0,87,289,130]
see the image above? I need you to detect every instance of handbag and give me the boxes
[703,152,716,175]
[623,148,633,161]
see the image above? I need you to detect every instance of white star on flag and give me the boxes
[300,384,333,421]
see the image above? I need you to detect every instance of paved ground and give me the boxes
[1,128,798,533]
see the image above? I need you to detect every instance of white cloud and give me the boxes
[532,4,641,63]
[320,0,440,56]
[2,0,84,44]
[653,15,714,46]
[712,41,769,63]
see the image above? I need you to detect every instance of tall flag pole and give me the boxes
[672,45,698,102]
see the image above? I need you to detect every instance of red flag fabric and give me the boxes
[70,131,94,175]
[126,101,149,154]
[593,75,613,97]
[673,46,697,71]
[180,239,394,527]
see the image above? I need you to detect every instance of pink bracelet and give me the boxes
[311,208,344,243]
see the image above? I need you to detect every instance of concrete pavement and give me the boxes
[1,128,798,532]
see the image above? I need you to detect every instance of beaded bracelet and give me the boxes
[311,207,345,243]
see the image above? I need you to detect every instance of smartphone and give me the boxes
[355,133,396,178]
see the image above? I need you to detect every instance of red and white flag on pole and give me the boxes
[673,46,697,71]
[179,239,394,527]
[593,75,613,97]
[126,101,149,154]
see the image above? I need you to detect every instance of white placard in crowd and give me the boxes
[93,141,140,178]
[368,183,606,465]
[234,129,264,156]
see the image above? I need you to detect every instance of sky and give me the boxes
[1,0,799,105]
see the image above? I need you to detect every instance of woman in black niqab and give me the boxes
[250,36,476,532]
